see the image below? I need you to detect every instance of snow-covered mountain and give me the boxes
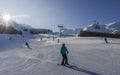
[13,23,33,31]
[106,22,120,34]
[83,22,120,34]
[0,18,52,34]
[0,18,33,31]
[0,19,33,30]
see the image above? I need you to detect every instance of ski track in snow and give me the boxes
[0,34,120,75]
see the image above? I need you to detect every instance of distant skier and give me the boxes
[9,37,12,40]
[57,39,59,43]
[25,42,30,48]
[104,37,108,43]
[60,43,69,65]
[53,36,55,41]
[40,38,42,41]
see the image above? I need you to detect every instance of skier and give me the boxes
[9,37,12,40]
[57,39,59,43]
[53,36,55,41]
[40,38,42,41]
[25,42,30,48]
[60,43,69,65]
[104,37,108,43]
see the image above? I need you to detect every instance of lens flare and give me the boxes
[3,14,11,21]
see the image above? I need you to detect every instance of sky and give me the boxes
[0,0,120,31]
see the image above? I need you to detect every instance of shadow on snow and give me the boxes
[65,65,101,75]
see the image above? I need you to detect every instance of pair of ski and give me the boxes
[57,64,74,68]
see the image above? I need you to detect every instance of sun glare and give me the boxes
[3,14,11,21]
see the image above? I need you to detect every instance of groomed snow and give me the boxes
[0,34,120,75]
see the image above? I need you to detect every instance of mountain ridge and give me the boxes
[83,22,120,34]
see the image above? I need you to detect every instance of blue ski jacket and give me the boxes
[60,47,68,54]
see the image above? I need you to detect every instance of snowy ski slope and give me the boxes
[0,34,120,75]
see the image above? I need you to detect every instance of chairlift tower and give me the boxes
[57,24,64,37]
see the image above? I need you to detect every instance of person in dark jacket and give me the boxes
[26,42,30,48]
[104,37,108,43]
[60,43,69,65]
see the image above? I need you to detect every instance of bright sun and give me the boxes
[3,14,11,21]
